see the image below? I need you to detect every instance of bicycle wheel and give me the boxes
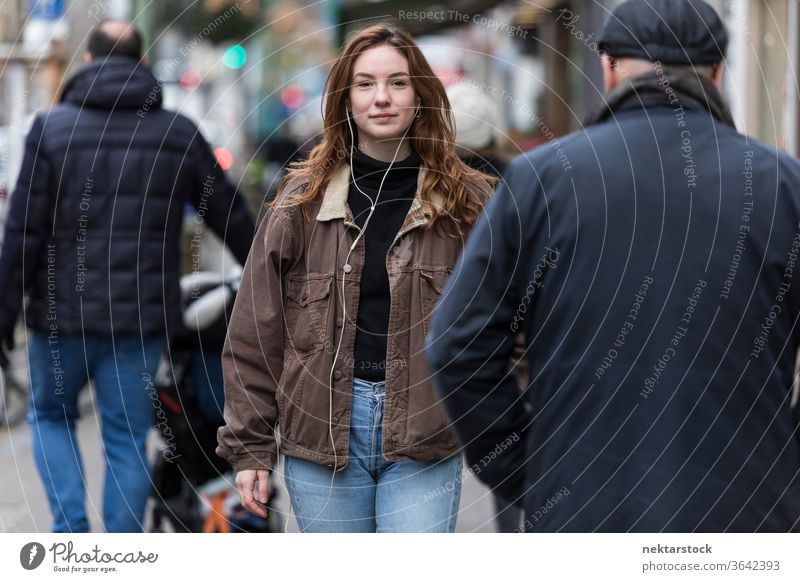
[0,369,29,428]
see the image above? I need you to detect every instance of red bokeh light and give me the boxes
[179,68,202,91]
[214,147,234,170]
[280,84,305,109]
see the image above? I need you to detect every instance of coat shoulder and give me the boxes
[467,172,495,194]
[267,173,315,229]
[460,171,496,206]
[277,173,312,202]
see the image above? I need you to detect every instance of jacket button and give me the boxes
[336,318,343,327]
[343,264,352,273]
[333,370,342,380]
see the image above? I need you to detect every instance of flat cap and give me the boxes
[598,0,728,66]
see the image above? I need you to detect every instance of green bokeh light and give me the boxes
[222,45,247,69]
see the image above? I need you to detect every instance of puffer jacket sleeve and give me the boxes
[216,202,295,473]
[0,115,52,332]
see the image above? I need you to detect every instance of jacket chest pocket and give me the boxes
[284,275,334,356]
[419,269,451,338]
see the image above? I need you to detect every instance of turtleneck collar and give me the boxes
[350,147,421,190]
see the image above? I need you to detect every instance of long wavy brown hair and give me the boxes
[277,23,495,231]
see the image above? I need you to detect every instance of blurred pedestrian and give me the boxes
[217,23,495,532]
[447,82,507,178]
[0,20,255,532]
[428,0,800,531]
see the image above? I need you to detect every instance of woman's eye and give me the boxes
[357,81,373,88]
[392,80,407,87]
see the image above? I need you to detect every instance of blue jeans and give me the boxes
[27,332,164,532]
[283,378,463,532]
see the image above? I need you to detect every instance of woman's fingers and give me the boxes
[257,470,270,505]
[236,470,267,517]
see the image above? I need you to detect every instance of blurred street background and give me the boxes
[1,0,799,533]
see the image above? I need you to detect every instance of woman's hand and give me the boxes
[235,469,270,518]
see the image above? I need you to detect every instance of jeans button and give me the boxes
[333,370,342,380]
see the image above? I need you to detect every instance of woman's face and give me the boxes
[347,44,418,149]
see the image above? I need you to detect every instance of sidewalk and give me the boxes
[0,389,502,533]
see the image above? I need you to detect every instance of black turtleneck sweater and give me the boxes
[348,148,421,381]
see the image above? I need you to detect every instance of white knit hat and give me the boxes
[446,82,499,150]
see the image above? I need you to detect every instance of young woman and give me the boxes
[216,23,495,532]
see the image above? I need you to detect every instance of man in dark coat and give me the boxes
[0,21,254,532]
[427,0,800,532]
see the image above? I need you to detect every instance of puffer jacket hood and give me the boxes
[60,56,162,110]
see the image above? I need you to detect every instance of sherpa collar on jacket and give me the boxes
[315,165,443,226]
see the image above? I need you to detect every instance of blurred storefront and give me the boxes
[0,0,131,202]
[0,1,64,201]
[724,0,800,155]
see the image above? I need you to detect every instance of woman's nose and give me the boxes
[374,84,390,105]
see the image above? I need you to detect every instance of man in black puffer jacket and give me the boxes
[0,21,254,532]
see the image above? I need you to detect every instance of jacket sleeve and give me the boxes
[426,159,531,506]
[188,130,255,265]
[0,115,52,331]
[215,205,294,473]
